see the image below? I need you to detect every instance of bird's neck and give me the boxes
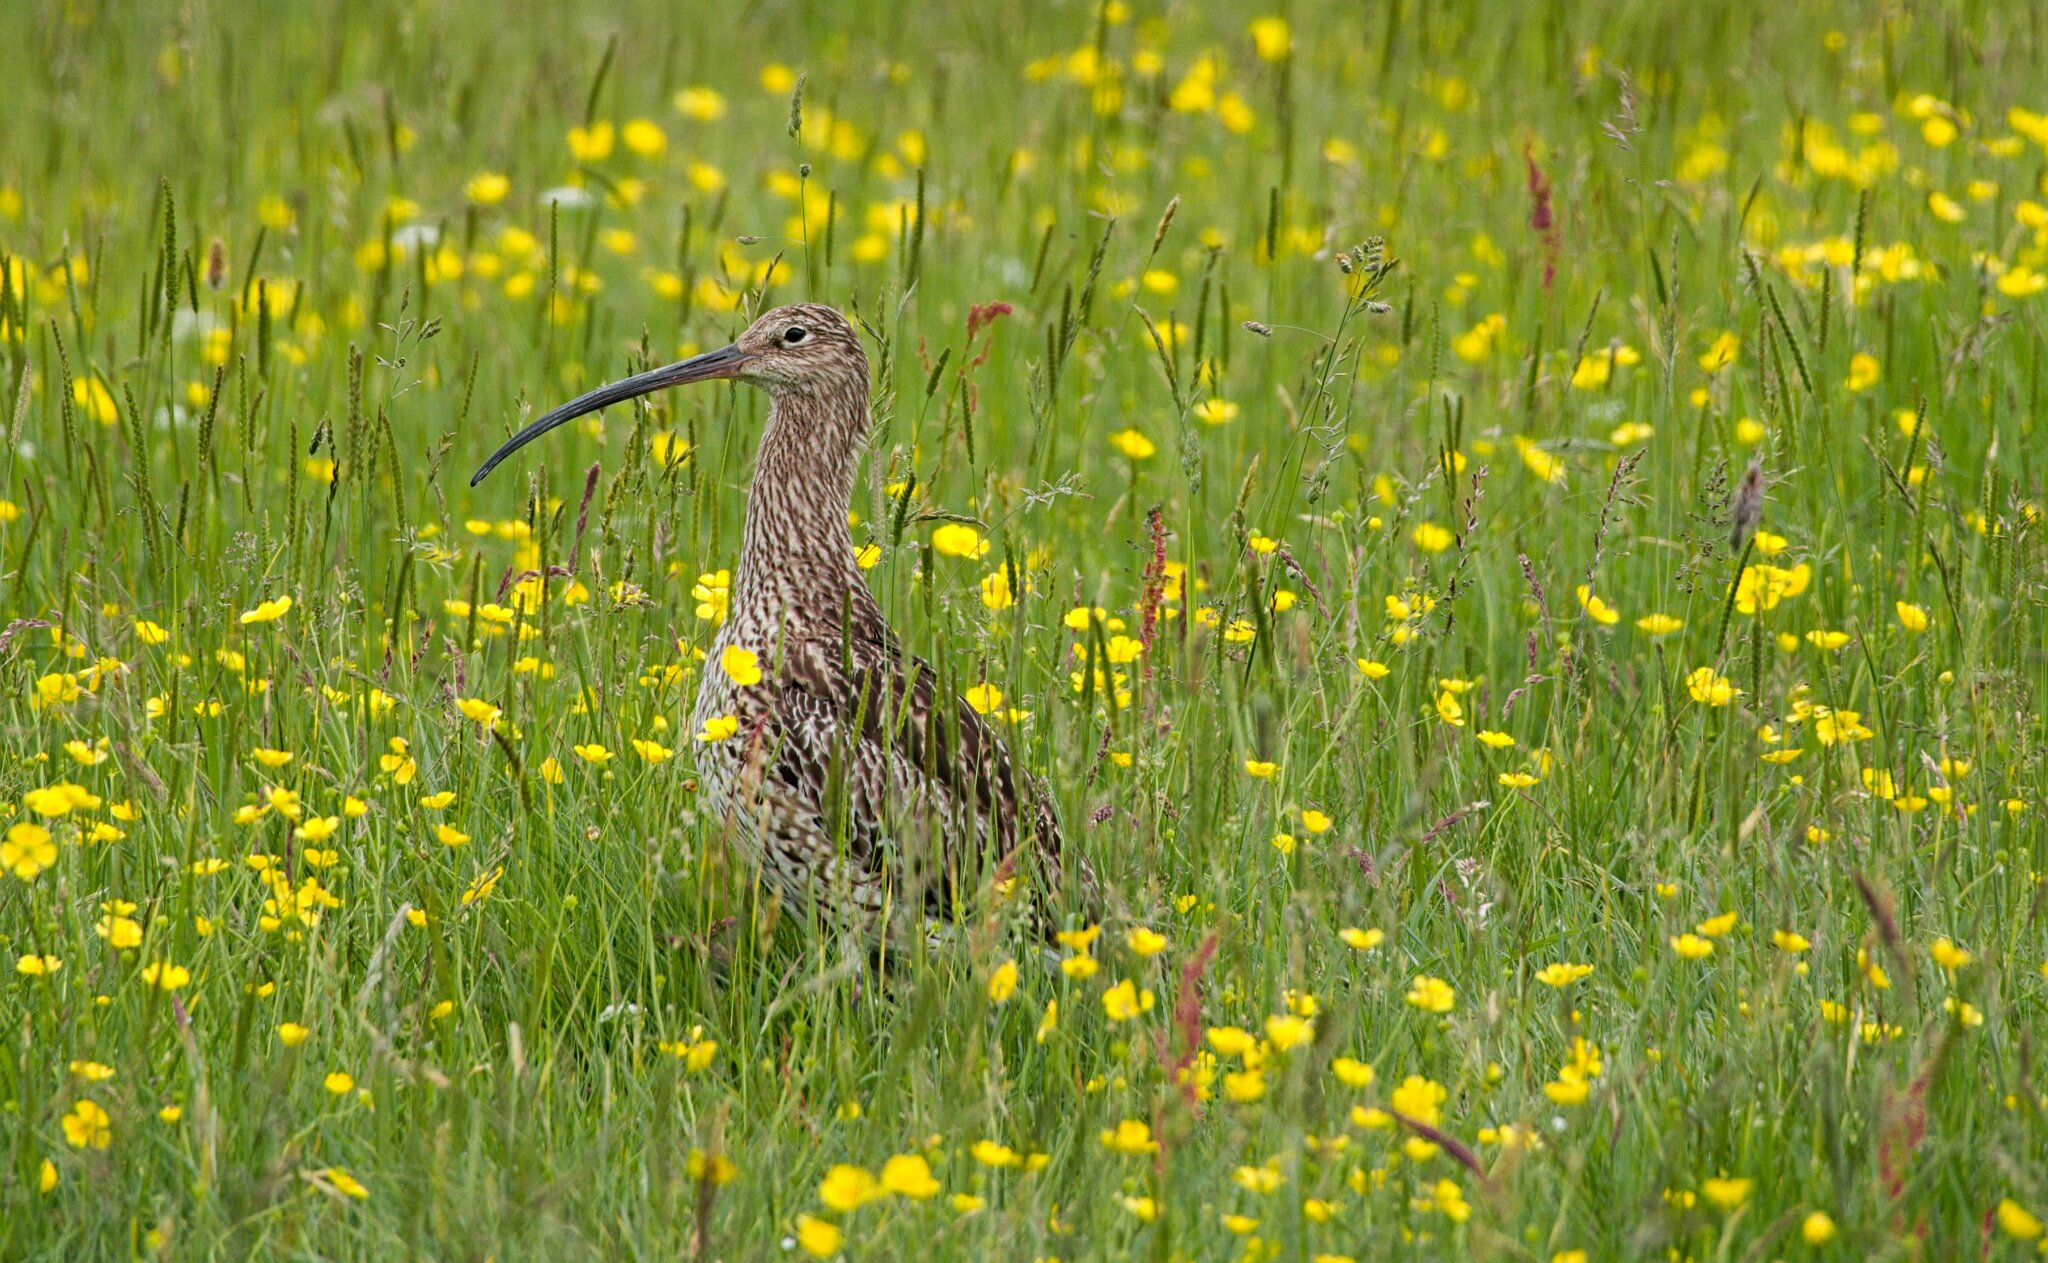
[730,389,868,635]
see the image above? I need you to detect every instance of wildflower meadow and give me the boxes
[4,1,2047,1258]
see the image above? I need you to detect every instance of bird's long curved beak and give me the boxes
[470,343,748,486]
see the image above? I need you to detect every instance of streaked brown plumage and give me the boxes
[473,304,1088,937]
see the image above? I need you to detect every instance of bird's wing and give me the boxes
[761,626,1068,920]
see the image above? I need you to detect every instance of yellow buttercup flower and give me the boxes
[1339,926,1385,951]
[238,594,294,624]
[61,1099,112,1149]
[1669,934,1715,960]
[1405,975,1455,1013]
[1248,16,1291,60]
[3,822,58,880]
[694,716,739,744]
[139,961,190,991]
[1101,978,1153,1021]
[465,172,510,205]
[1412,522,1454,553]
[878,1152,940,1200]
[1999,1198,2046,1240]
[630,738,674,764]
[930,522,989,559]
[793,1215,840,1258]
[1109,428,1156,459]
[674,86,727,120]
[720,646,763,686]
[1685,667,1740,706]
[1099,1118,1158,1154]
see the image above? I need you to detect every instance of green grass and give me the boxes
[4,0,2047,1258]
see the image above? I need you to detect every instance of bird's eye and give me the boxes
[782,325,808,344]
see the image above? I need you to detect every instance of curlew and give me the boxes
[473,304,1089,938]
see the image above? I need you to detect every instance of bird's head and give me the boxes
[471,302,868,487]
[728,302,868,394]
